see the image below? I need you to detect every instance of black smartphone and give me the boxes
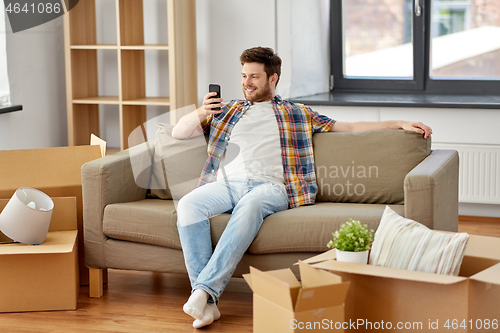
[209,84,221,111]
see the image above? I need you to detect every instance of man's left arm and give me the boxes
[329,120,432,139]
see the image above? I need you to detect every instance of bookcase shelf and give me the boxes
[73,97,120,104]
[120,45,170,50]
[70,45,119,50]
[64,0,197,149]
[122,97,171,106]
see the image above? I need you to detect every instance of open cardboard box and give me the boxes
[302,234,500,332]
[0,139,105,284]
[0,197,79,312]
[243,262,350,332]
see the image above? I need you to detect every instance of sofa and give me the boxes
[81,129,459,297]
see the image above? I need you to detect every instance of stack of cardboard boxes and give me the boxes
[0,144,103,312]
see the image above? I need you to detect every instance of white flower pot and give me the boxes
[336,249,369,264]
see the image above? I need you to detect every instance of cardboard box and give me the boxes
[0,144,104,285]
[303,234,500,332]
[0,197,79,312]
[243,262,350,332]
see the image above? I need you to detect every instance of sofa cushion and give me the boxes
[102,200,231,250]
[103,199,181,249]
[103,199,404,254]
[313,130,431,204]
[248,203,404,254]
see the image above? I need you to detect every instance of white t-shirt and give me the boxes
[217,101,285,187]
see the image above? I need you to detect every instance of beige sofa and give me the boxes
[82,130,459,297]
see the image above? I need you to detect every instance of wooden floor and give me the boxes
[0,270,254,333]
[457,215,500,238]
[0,216,499,332]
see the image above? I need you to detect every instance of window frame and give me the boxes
[330,0,500,95]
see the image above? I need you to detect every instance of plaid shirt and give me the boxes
[198,95,335,208]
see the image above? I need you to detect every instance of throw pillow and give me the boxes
[149,123,208,200]
[369,206,469,276]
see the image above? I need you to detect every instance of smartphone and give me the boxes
[209,84,221,111]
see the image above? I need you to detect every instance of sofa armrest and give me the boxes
[82,144,151,268]
[404,150,459,231]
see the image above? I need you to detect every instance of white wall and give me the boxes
[1,16,67,150]
[196,0,277,104]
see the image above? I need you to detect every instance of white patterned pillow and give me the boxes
[369,206,469,276]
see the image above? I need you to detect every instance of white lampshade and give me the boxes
[0,187,54,245]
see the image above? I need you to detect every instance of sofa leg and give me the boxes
[89,268,104,298]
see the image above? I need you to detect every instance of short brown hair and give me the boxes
[240,47,282,85]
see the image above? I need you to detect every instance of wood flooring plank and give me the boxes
[458,216,500,238]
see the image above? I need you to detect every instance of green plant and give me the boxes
[327,219,375,252]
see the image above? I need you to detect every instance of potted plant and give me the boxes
[327,219,375,264]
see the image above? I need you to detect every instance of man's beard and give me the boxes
[243,83,273,103]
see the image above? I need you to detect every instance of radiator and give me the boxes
[432,143,500,204]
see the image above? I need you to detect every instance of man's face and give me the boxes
[241,62,275,103]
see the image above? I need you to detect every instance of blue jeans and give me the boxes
[176,178,288,304]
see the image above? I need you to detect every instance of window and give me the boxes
[331,0,500,94]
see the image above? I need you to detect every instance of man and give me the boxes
[172,46,432,328]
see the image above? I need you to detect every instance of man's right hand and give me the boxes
[199,92,224,117]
